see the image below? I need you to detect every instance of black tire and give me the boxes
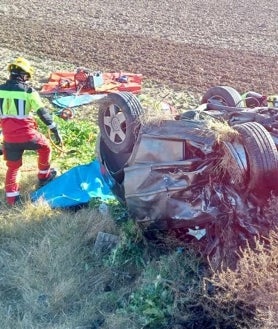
[233,122,278,192]
[96,133,131,183]
[221,140,248,190]
[201,86,244,108]
[96,134,127,203]
[98,92,144,153]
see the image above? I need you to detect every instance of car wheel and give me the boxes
[201,86,244,108]
[96,133,132,182]
[221,140,248,190]
[98,91,144,153]
[96,134,128,203]
[233,122,278,193]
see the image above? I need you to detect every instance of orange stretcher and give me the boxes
[40,71,143,95]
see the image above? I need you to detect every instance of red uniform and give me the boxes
[0,78,57,205]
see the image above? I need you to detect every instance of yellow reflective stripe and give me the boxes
[1,98,17,115]
[29,90,44,110]
[0,90,28,100]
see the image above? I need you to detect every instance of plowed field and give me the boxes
[0,0,277,94]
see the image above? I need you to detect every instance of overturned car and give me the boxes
[96,87,278,264]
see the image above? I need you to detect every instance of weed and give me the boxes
[37,114,98,171]
[107,220,147,271]
[115,248,206,329]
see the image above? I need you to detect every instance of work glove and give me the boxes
[50,127,63,145]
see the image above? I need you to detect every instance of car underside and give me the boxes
[96,86,278,268]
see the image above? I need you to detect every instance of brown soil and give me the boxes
[0,0,277,94]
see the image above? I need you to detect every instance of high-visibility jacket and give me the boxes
[0,78,55,143]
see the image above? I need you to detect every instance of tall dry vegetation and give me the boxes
[201,196,278,329]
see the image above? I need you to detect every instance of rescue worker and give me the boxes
[0,57,62,205]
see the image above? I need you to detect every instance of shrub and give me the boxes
[203,229,278,329]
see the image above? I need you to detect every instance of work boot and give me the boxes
[6,195,24,207]
[38,168,57,188]
[14,195,24,206]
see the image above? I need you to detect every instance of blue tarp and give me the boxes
[31,160,115,208]
[52,94,105,108]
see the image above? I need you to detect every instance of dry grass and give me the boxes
[217,147,245,186]
[206,117,239,143]
[203,230,278,329]
[200,197,278,329]
[138,94,178,125]
[0,202,122,329]
[203,118,244,185]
